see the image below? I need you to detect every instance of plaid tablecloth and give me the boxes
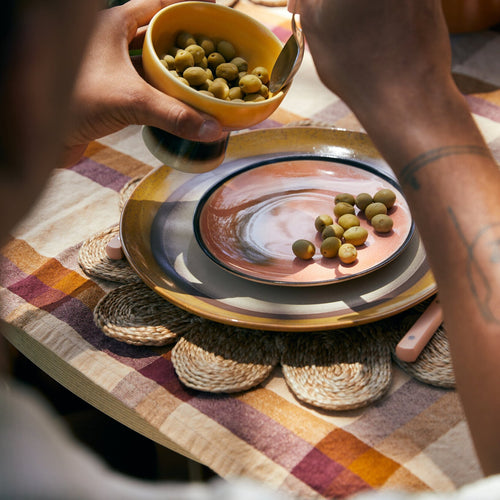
[2,2,500,498]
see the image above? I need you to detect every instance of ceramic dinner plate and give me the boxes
[120,127,436,331]
[193,158,414,286]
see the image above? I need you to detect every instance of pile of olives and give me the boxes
[161,31,271,102]
[292,188,397,263]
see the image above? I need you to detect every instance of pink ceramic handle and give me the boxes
[395,297,443,362]
[105,235,124,260]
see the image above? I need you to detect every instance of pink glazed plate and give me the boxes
[194,158,414,286]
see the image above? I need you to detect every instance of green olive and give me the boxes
[183,66,208,86]
[259,85,269,98]
[217,40,236,61]
[337,213,360,230]
[333,201,355,218]
[320,237,342,258]
[338,243,357,264]
[228,86,244,100]
[174,49,194,73]
[176,31,196,49]
[371,214,394,233]
[198,80,211,91]
[207,52,226,70]
[243,93,265,102]
[239,74,263,94]
[335,193,355,205]
[251,66,270,84]
[199,90,215,97]
[355,193,373,211]
[364,202,387,221]
[321,223,344,240]
[373,188,397,209]
[209,78,230,100]
[343,226,368,246]
[292,239,316,260]
[215,62,239,81]
[230,57,248,73]
[314,214,334,232]
[196,35,216,55]
[184,44,205,65]
[161,54,175,70]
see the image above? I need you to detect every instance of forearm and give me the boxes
[358,83,500,475]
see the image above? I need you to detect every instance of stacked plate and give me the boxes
[120,127,436,332]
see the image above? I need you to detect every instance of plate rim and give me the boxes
[120,127,436,331]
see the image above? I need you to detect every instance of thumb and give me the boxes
[134,82,224,142]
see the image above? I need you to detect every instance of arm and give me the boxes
[299,0,500,475]
[62,0,223,167]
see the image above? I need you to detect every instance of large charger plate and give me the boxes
[120,127,436,332]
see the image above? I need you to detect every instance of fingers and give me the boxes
[121,0,215,30]
[135,82,223,142]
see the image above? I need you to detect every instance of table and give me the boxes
[2,2,500,498]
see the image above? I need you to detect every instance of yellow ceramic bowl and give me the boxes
[143,1,287,130]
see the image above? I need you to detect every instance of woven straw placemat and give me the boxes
[94,282,202,346]
[279,327,392,410]
[78,224,141,284]
[172,323,280,393]
[119,176,143,212]
[384,298,455,389]
[393,327,454,388]
[90,259,453,407]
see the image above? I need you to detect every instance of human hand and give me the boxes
[298,0,453,119]
[62,0,222,167]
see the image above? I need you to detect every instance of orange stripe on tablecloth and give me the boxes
[238,387,336,444]
[83,141,153,178]
[316,428,372,467]
[2,237,48,275]
[477,88,500,106]
[317,428,430,492]
[3,237,105,310]
[348,447,402,488]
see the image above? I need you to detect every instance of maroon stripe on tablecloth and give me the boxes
[466,95,500,123]
[189,395,319,470]
[138,354,193,402]
[291,447,366,496]
[0,254,27,288]
[2,253,160,368]
[68,157,131,191]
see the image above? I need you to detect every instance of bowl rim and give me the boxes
[144,1,286,110]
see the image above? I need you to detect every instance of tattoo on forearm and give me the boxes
[400,145,491,190]
[448,207,500,324]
